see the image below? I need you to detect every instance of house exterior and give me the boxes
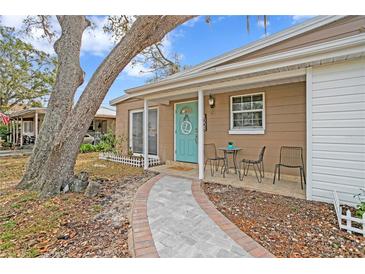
[110,16,365,206]
[8,106,116,146]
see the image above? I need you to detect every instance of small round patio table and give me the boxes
[218,147,242,178]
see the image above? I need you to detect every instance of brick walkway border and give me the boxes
[130,174,274,258]
[191,180,275,258]
[129,174,163,258]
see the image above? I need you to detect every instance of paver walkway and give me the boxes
[147,176,251,258]
[130,174,273,258]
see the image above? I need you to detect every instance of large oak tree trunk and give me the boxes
[18,15,193,197]
[18,16,89,191]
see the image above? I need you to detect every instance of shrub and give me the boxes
[101,131,116,147]
[0,125,8,141]
[80,143,96,153]
[354,189,365,217]
[2,141,12,148]
[355,202,365,217]
[94,141,113,152]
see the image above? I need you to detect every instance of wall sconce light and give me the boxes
[208,94,215,108]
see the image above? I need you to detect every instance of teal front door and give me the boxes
[175,101,198,163]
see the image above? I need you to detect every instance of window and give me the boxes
[129,109,158,156]
[23,121,34,135]
[230,92,265,134]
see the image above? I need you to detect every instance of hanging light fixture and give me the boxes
[208,94,215,108]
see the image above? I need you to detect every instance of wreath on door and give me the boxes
[180,107,193,135]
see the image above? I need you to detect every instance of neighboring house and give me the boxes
[7,106,116,145]
[112,15,365,206]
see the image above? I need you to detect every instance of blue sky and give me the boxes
[1,15,314,107]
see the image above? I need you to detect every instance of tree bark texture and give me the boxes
[18,15,194,197]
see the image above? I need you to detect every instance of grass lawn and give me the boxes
[0,153,143,257]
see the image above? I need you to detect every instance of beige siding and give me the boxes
[115,99,173,162]
[204,82,306,175]
[115,82,306,175]
[219,16,365,66]
[116,99,144,155]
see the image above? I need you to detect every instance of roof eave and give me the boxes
[124,15,346,95]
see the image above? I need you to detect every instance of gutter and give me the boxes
[125,15,346,94]
[125,34,365,97]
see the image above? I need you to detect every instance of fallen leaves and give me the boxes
[0,152,155,258]
[202,182,365,258]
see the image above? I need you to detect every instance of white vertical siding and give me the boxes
[309,58,365,206]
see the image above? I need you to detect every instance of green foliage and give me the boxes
[80,139,115,153]
[29,100,43,108]
[94,141,112,152]
[1,141,12,148]
[0,26,57,112]
[0,125,8,141]
[80,143,96,153]
[355,202,365,218]
[354,189,365,217]
[100,130,116,147]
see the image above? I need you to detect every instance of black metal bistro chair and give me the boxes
[273,146,306,189]
[239,146,266,183]
[204,143,225,176]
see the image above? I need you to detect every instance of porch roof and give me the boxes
[9,107,45,119]
[94,106,116,119]
[110,16,365,105]
[9,106,116,119]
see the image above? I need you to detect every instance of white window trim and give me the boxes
[229,92,265,135]
[22,121,34,136]
[129,107,159,159]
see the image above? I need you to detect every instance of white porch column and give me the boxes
[20,117,23,147]
[198,89,205,180]
[15,118,19,145]
[143,99,149,170]
[9,120,12,143]
[11,120,14,143]
[34,111,39,140]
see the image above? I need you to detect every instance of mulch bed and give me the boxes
[202,182,365,258]
[43,172,157,258]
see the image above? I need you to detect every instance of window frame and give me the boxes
[129,107,159,158]
[229,92,266,135]
[22,121,34,135]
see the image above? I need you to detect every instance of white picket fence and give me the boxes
[99,152,160,168]
[332,191,365,236]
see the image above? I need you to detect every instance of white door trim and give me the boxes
[129,107,159,159]
[173,99,198,162]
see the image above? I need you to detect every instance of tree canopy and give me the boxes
[0,26,57,112]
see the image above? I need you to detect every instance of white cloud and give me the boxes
[0,15,24,29]
[260,32,271,38]
[123,62,153,78]
[0,15,59,55]
[81,16,114,57]
[291,15,315,24]
[182,16,201,27]
[0,15,115,57]
[123,33,174,78]
[257,19,270,29]
[213,16,226,23]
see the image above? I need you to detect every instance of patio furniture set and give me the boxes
[204,143,306,189]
